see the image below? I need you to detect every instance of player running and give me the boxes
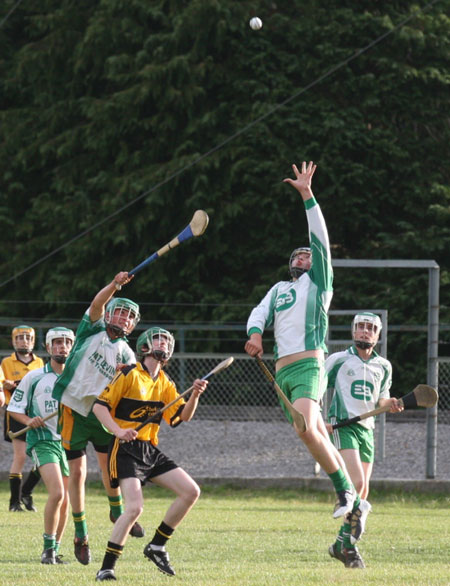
[52,271,144,565]
[245,161,356,518]
[93,327,208,581]
[326,312,403,568]
[8,327,75,564]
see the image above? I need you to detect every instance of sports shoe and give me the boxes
[350,499,372,544]
[143,544,176,576]
[21,494,37,512]
[109,511,145,538]
[96,569,117,581]
[74,536,91,565]
[343,547,366,569]
[55,554,69,565]
[9,501,25,512]
[41,548,56,564]
[328,543,346,565]
[333,487,356,518]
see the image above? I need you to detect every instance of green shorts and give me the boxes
[330,422,375,463]
[59,405,113,452]
[28,440,69,476]
[275,358,327,423]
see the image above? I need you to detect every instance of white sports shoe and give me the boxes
[350,499,372,544]
[333,487,356,518]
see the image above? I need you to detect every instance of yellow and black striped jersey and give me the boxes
[95,362,185,445]
[0,352,44,404]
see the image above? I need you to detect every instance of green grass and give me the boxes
[1,482,449,585]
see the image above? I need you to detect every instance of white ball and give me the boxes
[249,17,263,30]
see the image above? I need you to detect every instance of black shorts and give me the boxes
[108,438,178,489]
[4,411,26,443]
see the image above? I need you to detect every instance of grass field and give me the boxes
[1,482,448,585]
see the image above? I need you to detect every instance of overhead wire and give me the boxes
[0,0,25,29]
[0,0,441,290]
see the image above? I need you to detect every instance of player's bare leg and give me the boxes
[68,455,91,565]
[96,451,145,539]
[294,397,356,517]
[39,463,66,564]
[143,468,201,576]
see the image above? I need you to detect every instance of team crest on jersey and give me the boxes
[275,289,296,312]
[347,369,355,377]
[13,390,23,402]
[351,380,374,401]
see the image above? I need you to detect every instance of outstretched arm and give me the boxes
[89,271,134,322]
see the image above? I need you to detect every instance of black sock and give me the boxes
[22,469,41,496]
[101,541,124,571]
[151,522,174,547]
[9,474,22,504]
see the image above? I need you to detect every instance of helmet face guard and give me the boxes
[105,298,140,337]
[136,327,175,363]
[45,327,75,364]
[12,325,35,354]
[352,313,382,350]
[289,247,312,279]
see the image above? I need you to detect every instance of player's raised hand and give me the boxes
[283,161,317,199]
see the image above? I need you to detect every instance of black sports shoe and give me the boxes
[41,548,56,564]
[55,554,69,565]
[143,544,176,576]
[333,488,356,518]
[74,536,91,565]
[21,494,37,512]
[328,543,346,565]
[9,501,25,512]
[109,511,145,538]
[344,547,366,569]
[96,569,117,581]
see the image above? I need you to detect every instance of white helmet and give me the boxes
[45,327,75,364]
[352,313,382,350]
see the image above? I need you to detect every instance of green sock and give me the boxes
[334,525,345,552]
[352,495,361,511]
[342,518,353,550]
[55,541,61,554]
[73,511,88,539]
[43,533,56,550]
[328,469,351,492]
[109,495,124,520]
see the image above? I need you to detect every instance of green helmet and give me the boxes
[105,297,140,336]
[45,327,75,364]
[136,327,175,362]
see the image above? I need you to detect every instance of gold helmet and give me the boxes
[12,325,35,355]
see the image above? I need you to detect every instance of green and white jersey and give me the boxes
[52,310,136,417]
[7,363,60,448]
[326,345,392,430]
[247,197,333,359]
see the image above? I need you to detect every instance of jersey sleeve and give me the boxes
[160,374,185,427]
[96,369,131,411]
[76,310,105,340]
[247,284,279,336]
[6,371,33,414]
[305,198,333,294]
[378,359,393,400]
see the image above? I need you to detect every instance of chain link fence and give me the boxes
[438,358,450,424]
